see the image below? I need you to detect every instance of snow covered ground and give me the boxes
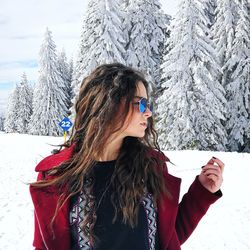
[0,132,249,249]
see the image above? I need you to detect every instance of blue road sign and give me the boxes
[59,117,73,131]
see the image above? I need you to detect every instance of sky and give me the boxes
[0,0,180,116]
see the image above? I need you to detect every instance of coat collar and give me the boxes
[35,145,75,172]
[35,144,170,172]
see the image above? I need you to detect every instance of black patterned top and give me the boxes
[69,160,159,250]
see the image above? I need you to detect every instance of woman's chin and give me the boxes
[133,132,146,138]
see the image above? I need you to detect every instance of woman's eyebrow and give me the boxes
[134,95,148,100]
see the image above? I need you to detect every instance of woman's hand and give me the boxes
[198,157,225,193]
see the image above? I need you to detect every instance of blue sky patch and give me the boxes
[0,60,38,70]
[0,82,15,90]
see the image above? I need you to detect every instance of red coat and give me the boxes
[30,145,222,250]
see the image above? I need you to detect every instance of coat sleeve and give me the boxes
[175,175,222,244]
[31,172,47,250]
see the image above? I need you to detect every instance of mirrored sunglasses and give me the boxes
[132,97,153,113]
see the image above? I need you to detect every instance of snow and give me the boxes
[0,132,250,249]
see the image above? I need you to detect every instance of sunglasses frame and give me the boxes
[132,97,153,113]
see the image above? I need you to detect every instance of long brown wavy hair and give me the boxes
[31,63,170,245]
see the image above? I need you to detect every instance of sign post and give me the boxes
[58,117,73,143]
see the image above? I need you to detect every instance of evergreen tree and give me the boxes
[29,28,68,136]
[71,50,83,110]
[68,58,74,114]
[211,0,238,87]
[224,0,250,152]
[16,73,33,133]
[70,57,79,118]
[4,86,20,133]
[205,0,217,29]
[0,116,4,131]
[126,0,170,87]
[72,0,127,104]
[157,0,227,151]
[58,49,72,115]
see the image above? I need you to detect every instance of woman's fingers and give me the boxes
[199,157,224,193]
[202,164,223,182]
[202,168,220,178]
[202,163,221,172]
[206,174,217,183]
[206,157,225,172]
[212,157,225,172]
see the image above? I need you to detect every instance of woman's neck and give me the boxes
[96,135,124,162]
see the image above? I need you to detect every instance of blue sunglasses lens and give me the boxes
[139,98,153,113]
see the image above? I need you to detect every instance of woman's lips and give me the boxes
[140,122,147,128]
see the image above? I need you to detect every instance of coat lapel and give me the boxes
[157,173,181,249]
[30,184,71,250]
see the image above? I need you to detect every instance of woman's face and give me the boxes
[120,81,152,138]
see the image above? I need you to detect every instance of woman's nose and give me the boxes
[144,107,152,117]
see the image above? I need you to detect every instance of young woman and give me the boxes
[30,63,224,250]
